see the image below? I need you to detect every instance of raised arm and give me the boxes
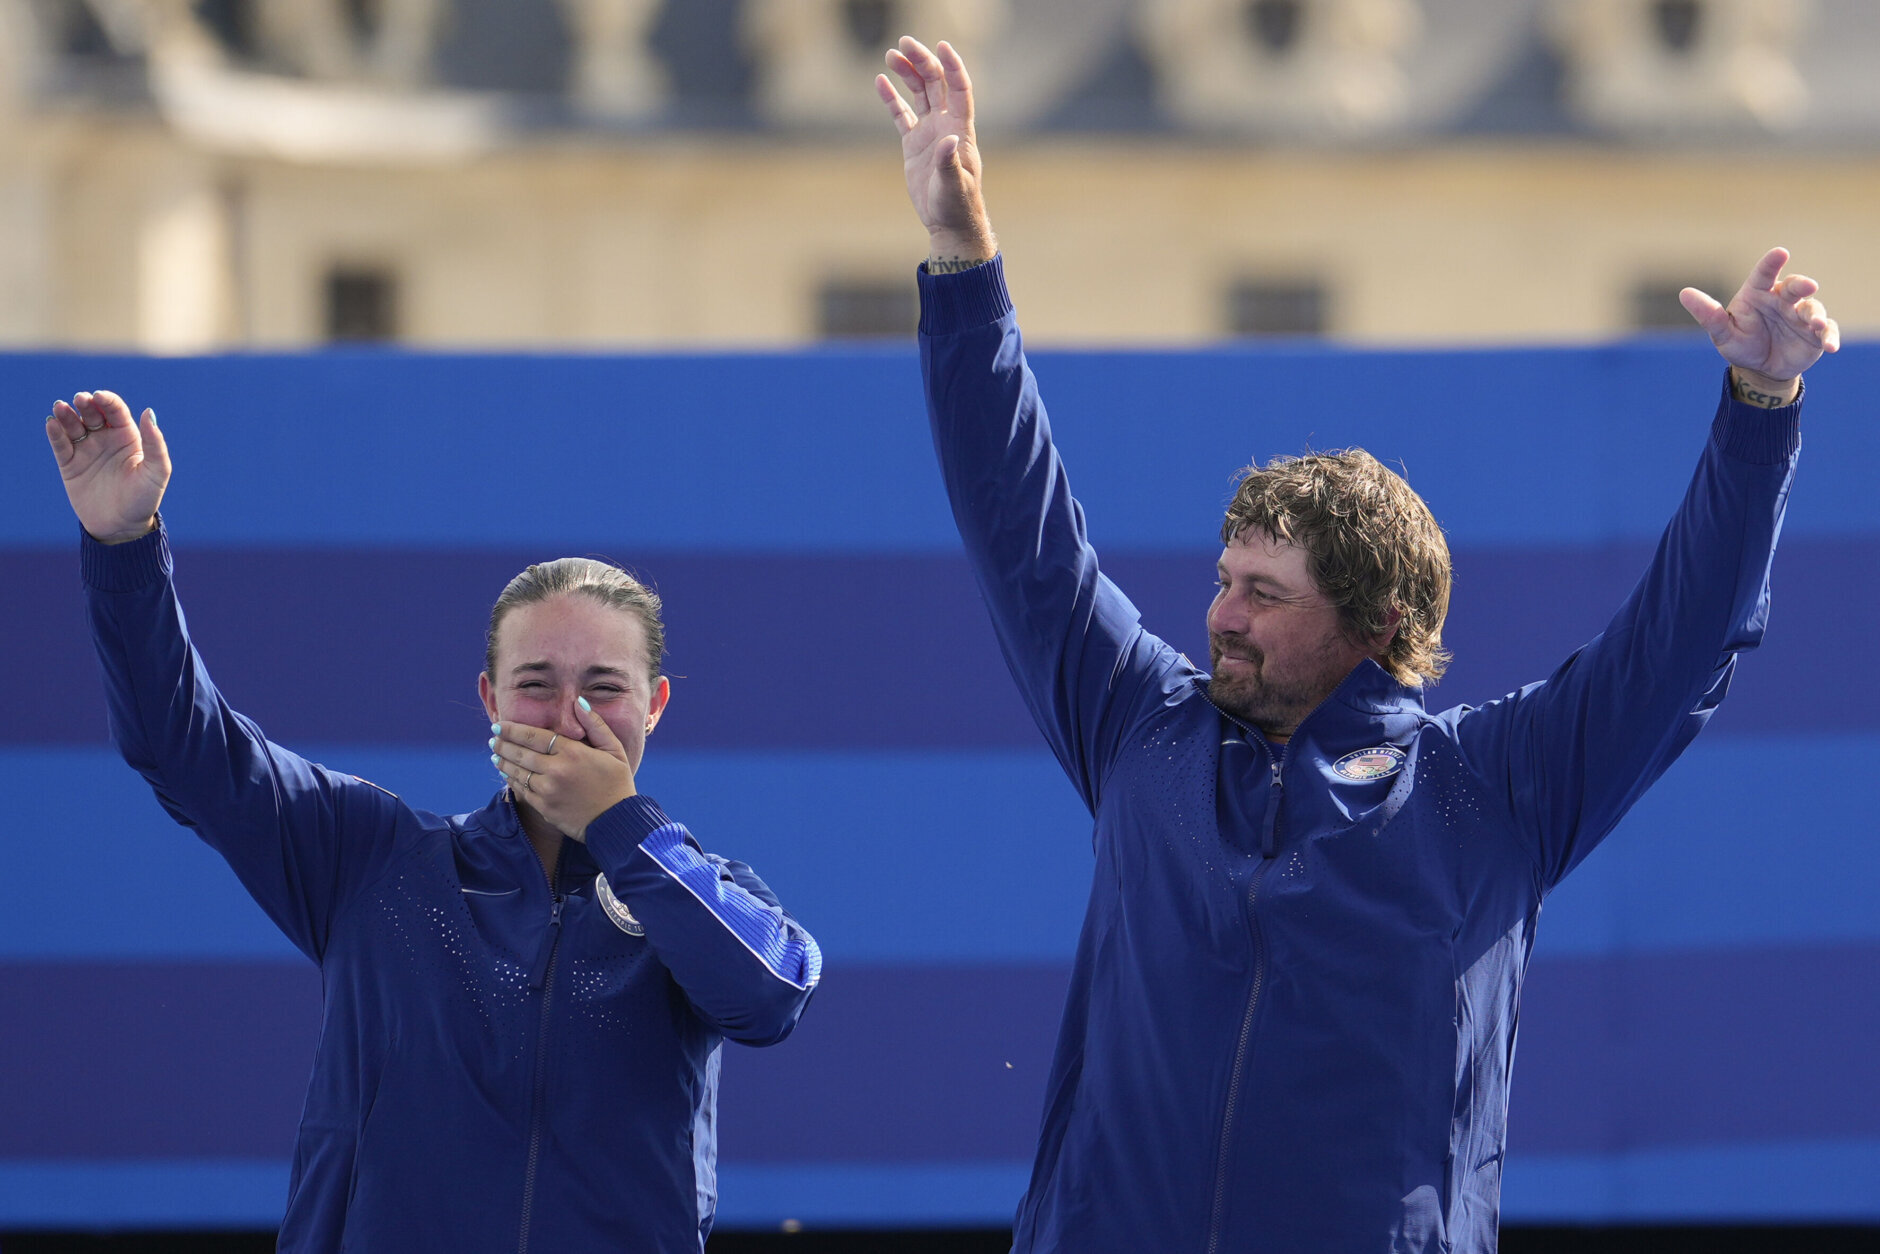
[1456,251,1834,888]
[49,391,405,960]
[879,40,1188,810]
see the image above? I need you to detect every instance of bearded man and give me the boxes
[876,35,1838,1254]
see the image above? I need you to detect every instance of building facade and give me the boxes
[2,0,1876,350]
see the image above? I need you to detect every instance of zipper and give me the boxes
[1205,850,1273,1254]
[517,832,566,1254]
[1200,683,1331,1251]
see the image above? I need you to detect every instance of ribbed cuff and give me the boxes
[80,518,171,593]
[1712,369,1802,465]
[917,253,1014,336]
[584,792,676,870]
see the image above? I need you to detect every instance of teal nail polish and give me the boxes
[487,737,497,750]
[490,754,501,768]
[577,697,591,712]
[490,722,501,734]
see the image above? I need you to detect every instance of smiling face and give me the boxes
[1206,531,1379,740]
[478,592,670,774]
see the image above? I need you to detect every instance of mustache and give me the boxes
[1209,633,1263,667]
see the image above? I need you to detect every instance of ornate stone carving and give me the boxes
[1135,0,1423,137]
[744,0,1006,130]
[1549,0,1811,133]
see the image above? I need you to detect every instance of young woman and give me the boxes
[47,390,820,1254]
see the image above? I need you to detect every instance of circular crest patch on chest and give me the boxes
[594,873,645,936]
[1332,745,1407,782]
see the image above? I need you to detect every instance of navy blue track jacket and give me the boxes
[83,527,822,1253]
[918,257,1800,1253]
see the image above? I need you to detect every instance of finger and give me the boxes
[1821,316,1841,353]
[574,696,626,756]
[73,392,106,431]
[1743,246,1789,294]
[1776,272,1819,302]
[936,40,974,125]
[50,399,87,444]
[491,718,554,754]
[45,414,75,466]
[93,390,137,428]
[888,44,930,112]
[900,36,946,111]
[1678,287,1729,340]
[140,409,171,479]
[875,73,918,133]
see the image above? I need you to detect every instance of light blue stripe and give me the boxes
[1,746,1096,963]
[639,822,822,990]
[4,346,1878,553]
[11,735,1879,963]
[0,1160,288,1227]
[713,1161,1028,1227]
[1501,1138,1880,1221]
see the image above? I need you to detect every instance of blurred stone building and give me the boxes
[1,0,1876,349]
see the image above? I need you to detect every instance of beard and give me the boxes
[1208,631,1355,737]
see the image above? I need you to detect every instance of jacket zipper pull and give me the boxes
[1261,760,1282,859]
[529,896,564,990]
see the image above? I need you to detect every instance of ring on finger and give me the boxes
[69,430,88,445]
[524,770,535,792]
[81,420,106,432]
[545,734,559,755]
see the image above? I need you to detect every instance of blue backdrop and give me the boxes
[3,338,1877,1229]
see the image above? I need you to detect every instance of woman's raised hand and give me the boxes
[45,391,171,544]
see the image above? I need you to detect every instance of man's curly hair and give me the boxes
[1221,448,1452,687]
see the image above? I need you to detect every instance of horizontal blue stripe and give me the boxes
[6,1146,1876,1229]
[713,1162,1027,1227]
[3,344,1877,553]
[1501,1139,1880,1221]
[8,533,1878,751]
[6,736,1876,963]
[0,1159,1032,1230]
[0,1160,290,1227]
[0,748,1097,962]
[6,947,1878,1167]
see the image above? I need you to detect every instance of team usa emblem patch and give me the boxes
[594,873,646,937]
[1332,746,1407,782]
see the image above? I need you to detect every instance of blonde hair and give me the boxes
[484,558,664,683]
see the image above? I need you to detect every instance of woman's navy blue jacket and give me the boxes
[83,526,822,1253]
[918,257,1800,1253]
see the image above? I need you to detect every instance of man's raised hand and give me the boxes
[45,391,170,544]
[1680,248,1840,404]
[876,37,997,268]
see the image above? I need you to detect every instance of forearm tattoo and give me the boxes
[926,255,993,274]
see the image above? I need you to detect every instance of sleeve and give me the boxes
[918,256,1192,811]
[1452,371,1801,890]
[83,522,409,961]
[585,794,821,1047]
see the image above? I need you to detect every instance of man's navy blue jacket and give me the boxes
[918,257,1800,1253]
[83,527,822,1253]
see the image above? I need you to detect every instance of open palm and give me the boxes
[876,37,994,258]
[45,390,170,544]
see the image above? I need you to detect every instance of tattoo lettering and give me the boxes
[926,255,992,274]
[1732,378,1795,409]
